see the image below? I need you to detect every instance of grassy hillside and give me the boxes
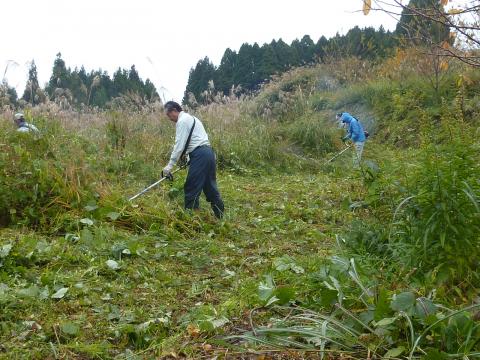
[1,53,480,359]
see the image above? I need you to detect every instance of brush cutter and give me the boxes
[323,144,353,165]
[128,166,186,202]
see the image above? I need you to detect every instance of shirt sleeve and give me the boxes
[167,120,190,168]
[345,123,351,138]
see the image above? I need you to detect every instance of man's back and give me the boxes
[176,112,210,155]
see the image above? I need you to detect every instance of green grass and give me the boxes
[0,162,363,359]
[1,58,480,359]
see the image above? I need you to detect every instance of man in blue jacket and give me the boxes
[336,112,366,168]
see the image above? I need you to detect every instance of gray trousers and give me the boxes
[353,141,365,168]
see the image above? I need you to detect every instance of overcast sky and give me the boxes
[1,0,398,102]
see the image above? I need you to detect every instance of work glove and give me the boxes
[162,165,174,181]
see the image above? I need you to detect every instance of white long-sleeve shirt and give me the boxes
[167,111,210,168]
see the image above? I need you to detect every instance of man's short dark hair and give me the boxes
[164,101,182,113]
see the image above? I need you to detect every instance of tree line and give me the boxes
[184,26,397,105]
[2,0,453,110]
[4,53,159,109]
[184,0,452,106]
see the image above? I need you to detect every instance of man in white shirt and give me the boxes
[14,113,39,133]
[162,101,224,219]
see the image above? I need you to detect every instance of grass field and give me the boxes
[0,149,370,358]
[2,59,480,359]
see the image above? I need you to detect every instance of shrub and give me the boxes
[391,139,480,284]
[0,131,92,227]
[279,114,338,156]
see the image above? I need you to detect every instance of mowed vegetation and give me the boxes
[1,52,480,359]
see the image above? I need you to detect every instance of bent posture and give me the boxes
[14,113,39,133]
[163,101,224,219]
[336,112,366,168]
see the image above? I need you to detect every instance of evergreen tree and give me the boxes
[396,0,450,45]
[184,28,398,103]
[259,42,280,81]
[250,43,264,87]
[315,36,329,62]
[299,35,316,63]
[46,53,71,97]
[183,57,216,104]
[69,68,88,105]
[234,44,256,89]
[22,60,41,105]
[273,39,295,70]
[144,79,158,100]
[128,65,142,94]
[217,48,238,94]
[43,55,158,108]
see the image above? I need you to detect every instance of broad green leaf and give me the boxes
[107,305,121,321]
[106,259,120,270]
[274,286,295,305]
[265,295,279,307]
[291,263,305,274]
[17,285,40,298]
[329,276,343,305]
[80,218,94,226]
[0,244,12,258]
[384,346,405,358]
[258,275,275,301]
[375,317,397,327]
[422,349,448,360]
[391,292,416,312]
[39,286,50,300]
[320,288,338,307]
[107,212,120,220]
[80,228,93,243]
[61,321,79,336]
[84,204,98,212]
[199,316,229,332]
[51,287,69,299]
[65,233,80,242]
[414,297,437,319]
[273,256,292,271]
[211,317,229,329]
[273,256,304,274]
[35,240,51,253]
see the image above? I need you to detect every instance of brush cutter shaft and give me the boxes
[128,167,185,202]
[325,145,352,164]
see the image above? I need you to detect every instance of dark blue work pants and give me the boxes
[184,146,224,218]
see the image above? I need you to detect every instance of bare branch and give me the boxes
[368,0,480,67]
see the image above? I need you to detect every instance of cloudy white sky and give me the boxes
[1,0,398,102]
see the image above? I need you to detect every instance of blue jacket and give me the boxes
[340,113,366,142]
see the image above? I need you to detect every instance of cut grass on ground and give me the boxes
[0,156,370,359]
